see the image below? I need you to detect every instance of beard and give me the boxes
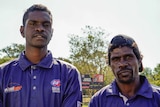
[118,76,135,84]
[116,69,135,84]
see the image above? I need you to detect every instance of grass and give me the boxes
[83,104,88,107]
[82,97,90,107]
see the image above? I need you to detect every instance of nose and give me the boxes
[35,24,45,32]
[118,58,128,69]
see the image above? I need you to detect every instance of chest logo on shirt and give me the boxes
[4,83,22,93]
[50,79,61,93]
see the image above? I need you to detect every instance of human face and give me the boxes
[20,11,53,49]
[110,46,141,84]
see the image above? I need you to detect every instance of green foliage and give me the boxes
[0,43,25,58]
[141,67,152,75]
[141,67,154,83]
[68,25,115,90]
[151,64,160,86]
[104,66,115,85]
[154,64,160,74]
[0,57,13,64]
[141,64,160,86]
[68,25,109,75]
[0,43,25,64]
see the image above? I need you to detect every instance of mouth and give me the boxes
[33,34,47,39]
[118,69,132,77]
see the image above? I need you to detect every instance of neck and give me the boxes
[25,48,48,64]
[117,78,140,98]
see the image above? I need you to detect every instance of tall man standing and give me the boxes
[0,4,82,107]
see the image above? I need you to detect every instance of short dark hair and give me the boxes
[22,4,52,25]
[108,34,143,72]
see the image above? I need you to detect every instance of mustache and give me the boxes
[33,33,47,39]
[117,68,132,75]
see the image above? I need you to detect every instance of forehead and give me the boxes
[110,46,134,57]
[27,11,52,23]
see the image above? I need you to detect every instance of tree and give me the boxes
[68,25,115,87]
[152,64,160,86]
[140,67,154,83]
[141,67,153,76]
[0,57,13,64]
[154,64,160,74]
[0,43,25,64]
[141,64,160,86]
[0,43,25,58]
[68,25,109,75]
[68,25,115,98]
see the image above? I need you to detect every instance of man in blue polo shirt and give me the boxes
[0,4,82,107]
[89,34,160,107]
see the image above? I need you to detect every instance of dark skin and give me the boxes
[110,46,142,98]
[20,11,53,64]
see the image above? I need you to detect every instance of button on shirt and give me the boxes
[0,51,82,107]
[89,76,160,107]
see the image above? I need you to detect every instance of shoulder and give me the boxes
[91,81,118,100]
[140,76,160,97]
[0,58,18,69]
[53,58,77,70]
[0,58,19,79]
[91,84,112,99]
[149,84,160,102]
[151,84,160,93]
[52,58,81,78]
[89,84,113,106]
[142,75,160,93]
[58,59,76,68]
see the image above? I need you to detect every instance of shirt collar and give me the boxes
[19,51,54,71]
[136,75,152,98]
[105,80,119,96]
[106,76,153,98]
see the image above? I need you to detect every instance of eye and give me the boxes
[125,55,133,61]
[28,21,36,26]
[43,22,51,28]
[111,57,120,63]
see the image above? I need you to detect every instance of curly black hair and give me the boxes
[22,4,52,25]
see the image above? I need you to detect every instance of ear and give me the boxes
[138,58,143,72]
[20,26,25,38]
[51,28,54,37]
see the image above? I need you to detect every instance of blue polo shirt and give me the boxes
[0,51,82,107]
[89,76,160,107]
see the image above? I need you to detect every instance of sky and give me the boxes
[0,0,160,69]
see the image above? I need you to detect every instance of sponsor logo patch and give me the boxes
[50,79,61,93]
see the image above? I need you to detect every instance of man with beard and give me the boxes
[0,4,82,107]
[89,34,160,107]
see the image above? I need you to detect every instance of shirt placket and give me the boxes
[30,65,38,107]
